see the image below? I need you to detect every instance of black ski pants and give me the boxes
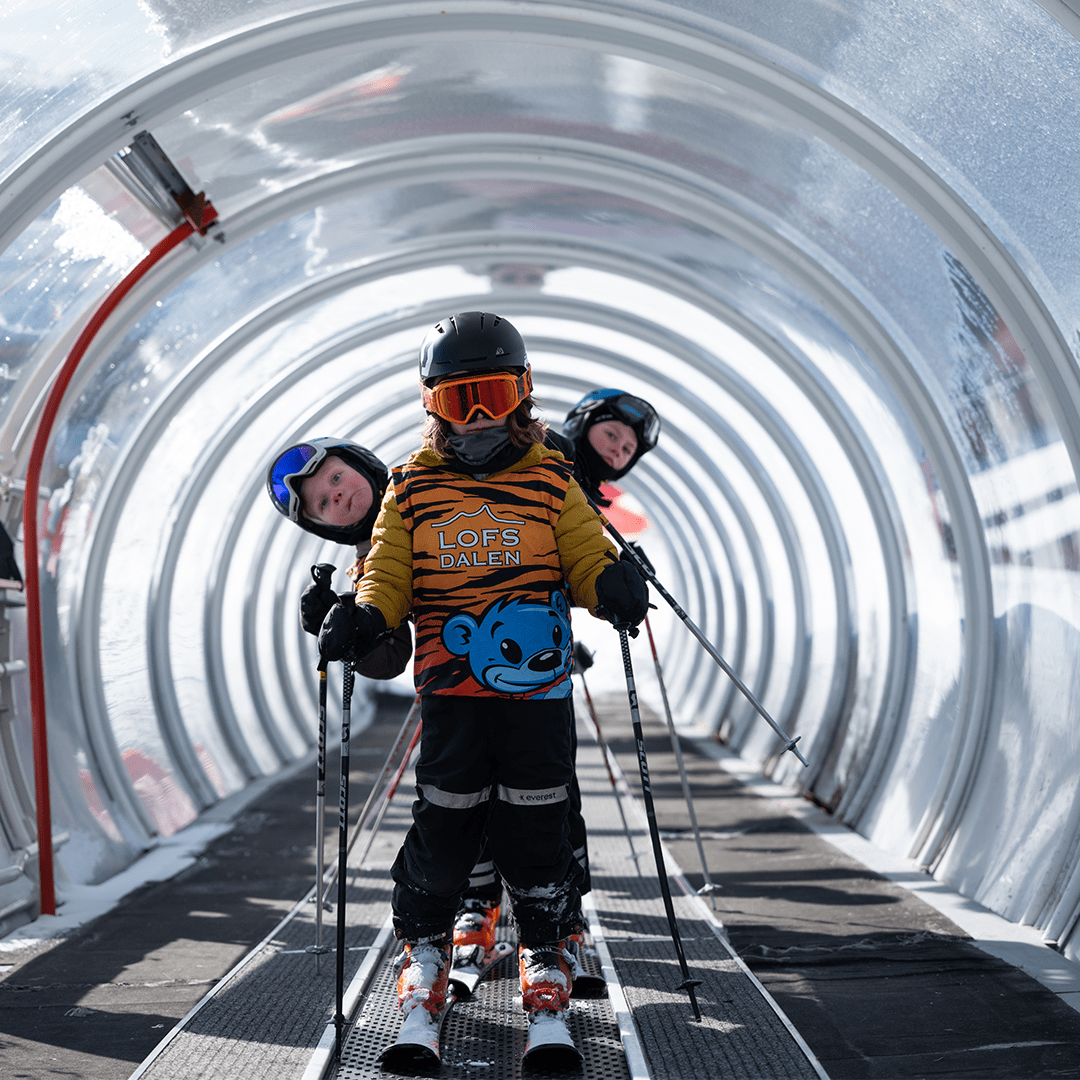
[391,694,584,945]
[463,717,590,903]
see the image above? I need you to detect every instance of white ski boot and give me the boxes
[519,941,583,1068]
[378,935,453,1067]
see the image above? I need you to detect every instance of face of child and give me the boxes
[588,419,638,472]
[449,414,508,436]
[300,455,374,527]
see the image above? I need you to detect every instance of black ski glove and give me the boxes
[300,582,342,636]
[572,641,595,674]
[622,541,654,577]
[595,559,649,629]
[317,596,387,663]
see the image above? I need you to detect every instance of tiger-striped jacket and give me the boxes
[354,442,617,698]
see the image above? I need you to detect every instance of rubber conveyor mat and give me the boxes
[331,705,823,1080]
[132,764,418,1080]
[132,698,823,1080]
[336,924,625,1079]
[573,722,823,1080]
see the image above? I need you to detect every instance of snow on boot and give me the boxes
[379,936,454,1067]
[453,898,501,961]
[519,942,582,1068]
[451,899,511,996]
[394,937,452,1017]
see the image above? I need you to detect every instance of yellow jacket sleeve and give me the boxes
[354,488,413,629]
[556,477,618,613]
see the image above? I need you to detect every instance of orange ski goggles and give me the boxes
[421,368,533,424]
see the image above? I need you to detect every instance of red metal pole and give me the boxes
[23,215,209,915]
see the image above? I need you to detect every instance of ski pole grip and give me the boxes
[311,562,336,587]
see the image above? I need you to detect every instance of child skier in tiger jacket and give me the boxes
[317,311,648,1050]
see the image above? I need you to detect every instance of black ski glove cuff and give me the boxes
[318,597,388,663]
[299,580,343,636]
[594,559,648,628]
[622,541,654,577]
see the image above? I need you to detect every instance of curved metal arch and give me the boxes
[65,235,866,818]
[517,306,858,781]
[68,220,966,858]
[8,0,1073,500]
[59,115,993,864]
[8,0,1070,505]
[135,139,988,857]
[533,356,784,746]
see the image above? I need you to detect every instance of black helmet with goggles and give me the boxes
[419,311,534,425]
[419,311,528,383]
[562,389,660,483]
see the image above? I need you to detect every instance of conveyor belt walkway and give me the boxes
[5,692,1079,1078]
[128,695,825,1080]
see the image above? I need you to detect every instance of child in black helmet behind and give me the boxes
[560,387,661,508]
[318,311,648,1058]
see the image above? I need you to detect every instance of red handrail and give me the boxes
[24,209,214,915]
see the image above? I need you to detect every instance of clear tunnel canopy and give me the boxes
[1,0,1080,963]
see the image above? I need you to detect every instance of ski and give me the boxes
[449,939,514,996]
[377,996,455,1070]
[567,938,606,999]
[521,1008,583,1070]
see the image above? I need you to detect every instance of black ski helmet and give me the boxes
[419,311,528,384]
[266,437,389,545]
[562,389,660,483]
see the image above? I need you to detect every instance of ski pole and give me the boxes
[351,717,423,872]
[575,662,642,867]
[321,698,422,904]
[309,657,331,973]
[307,563,335,974]
[616,625,702,1020]
[334,660,354,1057]
[644,615,720,906]
[347,697,420,858]
[595,514,808,767]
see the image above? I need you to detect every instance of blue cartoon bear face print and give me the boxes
[442,590,573,696]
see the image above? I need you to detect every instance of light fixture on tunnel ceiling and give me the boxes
[106,130,225,246]
[487,262,551,288]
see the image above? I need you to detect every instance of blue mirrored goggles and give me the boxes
[267,443,327,521]
[607,395,660,450]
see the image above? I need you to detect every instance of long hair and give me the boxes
[422,397,548,460]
